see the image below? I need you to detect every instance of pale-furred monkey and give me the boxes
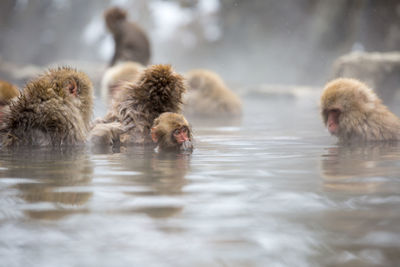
[320,78,400,143]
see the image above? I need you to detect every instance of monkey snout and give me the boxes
[180,140,193,151]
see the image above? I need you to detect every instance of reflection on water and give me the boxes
[1,96,400,267]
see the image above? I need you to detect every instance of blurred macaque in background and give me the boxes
[104,6,151,67]
[184,69,242,118]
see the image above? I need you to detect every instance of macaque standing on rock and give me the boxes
[0,67,93,147]
[104,6,151,66]
[90,64,186,147]
[184,69,242,117]
[151,112,193,152]
[320,78,400,143]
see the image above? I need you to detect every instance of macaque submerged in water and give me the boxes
[320,78,400,143]
[151,112,193,153]
[1,67,93,148]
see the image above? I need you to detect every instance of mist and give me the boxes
[1,0,400,88]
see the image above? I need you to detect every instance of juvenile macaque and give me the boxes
[1,67,93,147]
[100,61,144,104]
[90,64,186,147]
[151,112,193,153]
[104,6,151,66]
[184,69,242,117]
[320,78,400,143]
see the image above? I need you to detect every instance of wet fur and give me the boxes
[151,112,193,152]
[104,7,151,66]
[184,69,242,117]
[1,67,93,147]
[93,64,185,146]
[320,78,400,143]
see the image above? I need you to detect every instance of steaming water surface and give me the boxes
[1,95,400,267]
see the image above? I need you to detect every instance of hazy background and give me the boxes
[1,0,400,88]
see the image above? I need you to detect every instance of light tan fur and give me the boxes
[100,61,144,104]
[320,78,400,143]
[0,80,19,104]
[151,112,193,152]
[184,69,242,117]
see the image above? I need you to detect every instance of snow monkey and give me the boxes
[104,6,151,66]
[320,78,400,143]
[151,112,193,153]
[90,64,187,149]
[0,80,20,123]
[184,69,242,117]
[1,67,93,147]
[100,61,144,105]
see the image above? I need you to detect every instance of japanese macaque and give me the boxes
[151,112,193,153]
[104,6,151,66]
[320,78,400,143]
[0,80,20,122]
[100,61,144,105]
[0,67,93,147]
[184,69,242,117]
[90,64,186,147]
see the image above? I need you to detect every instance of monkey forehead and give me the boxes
[321,78,375,108]
[154,112,188,128]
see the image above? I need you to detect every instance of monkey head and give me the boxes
[104,7,127,33]
[320,78,379,138]
[151,112,193,153]
[135,64,186,113]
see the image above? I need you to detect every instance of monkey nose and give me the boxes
[176,133,189,143]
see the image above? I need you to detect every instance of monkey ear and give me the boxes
[151,127,158,143]
[65,79,78,96]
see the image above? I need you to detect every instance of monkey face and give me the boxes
[171,126,193,152]
[325,108,341,135]
[151,112,193,153]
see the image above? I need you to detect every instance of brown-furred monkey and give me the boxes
[0,67,93,147]
[320,78,400,143]
[104,6,151,66]
[151,112,193,153]
[90,64,187,150]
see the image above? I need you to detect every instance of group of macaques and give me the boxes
[0,6,399,153]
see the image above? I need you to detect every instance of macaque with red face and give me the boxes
[320,78,400,143]
[151,112,193,153]
[0,67,93,147]
[90,64,186,148]
[104,6,151,66]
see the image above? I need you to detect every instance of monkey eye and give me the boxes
[173,127,188,136]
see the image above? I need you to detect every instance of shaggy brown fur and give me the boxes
[100,61,144,105]
[320,78,400,143]
[151,112,193,153]
[104,6,151,66]
[184,69,242,117]
[1,67,93,147]
[91,64,186,146]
